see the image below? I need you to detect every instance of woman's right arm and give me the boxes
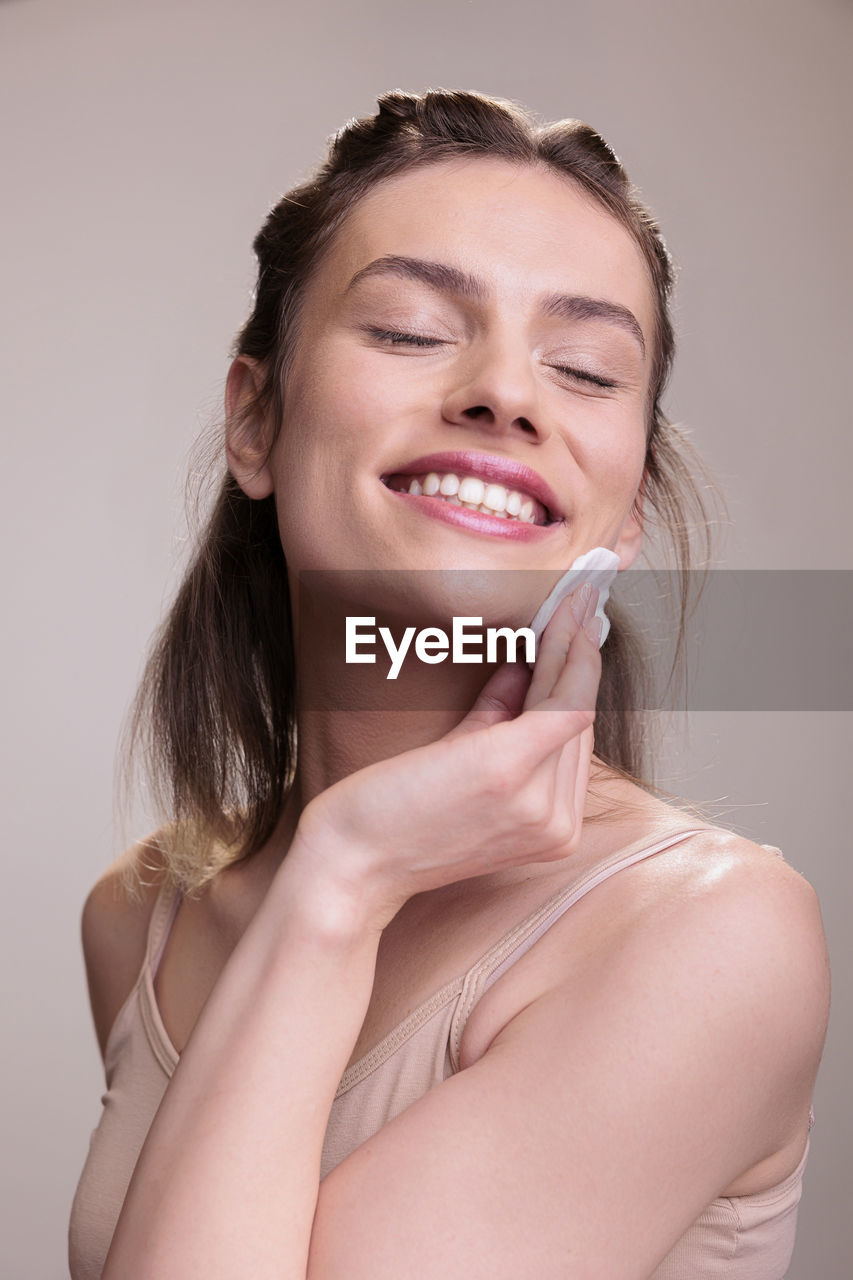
[81,838,165,1060]
[98,593,604,1279]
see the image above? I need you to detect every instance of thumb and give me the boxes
[444,661,531,740]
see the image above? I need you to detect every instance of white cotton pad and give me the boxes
[527,547,621,658]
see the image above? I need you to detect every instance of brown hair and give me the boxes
[122,89,722,894]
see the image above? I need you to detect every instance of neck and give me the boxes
[292,657,504,806]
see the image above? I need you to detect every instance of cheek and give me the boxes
[269,369,390,571]
[612,432,647,492]
[288,343,406,457]
[572,406,647,498]
[277,374,359,488]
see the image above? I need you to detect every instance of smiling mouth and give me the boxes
[382,470,557,526]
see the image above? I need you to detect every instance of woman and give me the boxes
[69,90,829,1278]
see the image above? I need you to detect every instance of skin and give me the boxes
[82,158,829,1279]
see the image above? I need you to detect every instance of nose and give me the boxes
[441,339,549,443]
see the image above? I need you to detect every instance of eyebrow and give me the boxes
[345,254,646,356]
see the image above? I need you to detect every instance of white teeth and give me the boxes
[458,476,485,504]
[483,483,508,513]
[388,470,546,525]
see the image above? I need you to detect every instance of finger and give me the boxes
[487,613,602,770]
[444,660,532,740]
[554,721,595,830]
[524,588,589,711]
[543,612,602,718]
[523,719,595,859]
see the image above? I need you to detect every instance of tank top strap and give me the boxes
[449,826,711,1069]
[102,873,183,1077]
[145,874,183,981]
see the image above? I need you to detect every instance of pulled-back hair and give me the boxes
[123,89,720,894]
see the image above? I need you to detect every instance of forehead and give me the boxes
[314,156,655,339]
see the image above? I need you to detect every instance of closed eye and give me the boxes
[367,327,446,348]
[552,364,619,391]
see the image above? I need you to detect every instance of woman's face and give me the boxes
[234,157,655,627]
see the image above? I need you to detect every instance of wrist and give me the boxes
[268,824,395,945]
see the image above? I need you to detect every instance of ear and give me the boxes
[613,475,646,571]
[225,356,275,500]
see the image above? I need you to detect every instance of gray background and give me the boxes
[1,0,849,1275]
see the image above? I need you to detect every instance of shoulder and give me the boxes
[567,822,829,1058]
[534,824,829,1146]
[81,831,172,1060]
[488,826,829,1191]
[636,824,829,995]
[583,787,828,977]
[466,818,829,1134]
[681,829,830,1067]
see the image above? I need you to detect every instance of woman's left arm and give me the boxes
[311,844,828,1280]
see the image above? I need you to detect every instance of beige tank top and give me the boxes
[69,828,813,1279]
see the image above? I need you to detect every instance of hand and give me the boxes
[289,585,603,932]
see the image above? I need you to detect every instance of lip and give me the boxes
[381,487,559,541]
[380,450,565,522]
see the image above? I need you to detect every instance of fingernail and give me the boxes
[583,586,599,627]
[583,614,603,647]
[570,582,593,625]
